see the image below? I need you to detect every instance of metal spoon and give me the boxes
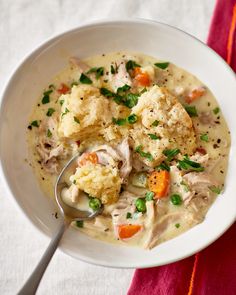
[18,154,103,295]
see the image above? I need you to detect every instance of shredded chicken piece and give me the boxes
[110,191,137,222]
[116,138,132,182]
[199,111,215,125]
[92,139,132,182]
[182,172,218,205]
[95,151,117,167]
[36,118,67,173]
[144,212,181,249]
[69,57,90,72]
[144,201,155,228]
[183,172,218,191]
[108,61,132,91]
[92,144,121,162]
[132,154,151,172]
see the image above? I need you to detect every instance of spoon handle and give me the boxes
[17,221,68,295]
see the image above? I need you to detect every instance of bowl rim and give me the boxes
[0,18,236,269]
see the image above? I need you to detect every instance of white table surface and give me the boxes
[0,0,215,294]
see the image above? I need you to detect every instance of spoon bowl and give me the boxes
[18,153,103,295]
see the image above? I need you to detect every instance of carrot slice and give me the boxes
[118,224,142,239]
[185,88,205,104]
[133,67,142,76]
[133,67,151,87]
[58,83,70,94]
[148,170,170,198]
[135,73,151,87]
[78,152,98,166]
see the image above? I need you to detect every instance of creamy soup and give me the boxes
[27,52,230,249]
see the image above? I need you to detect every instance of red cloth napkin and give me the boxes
[128,1,236,294]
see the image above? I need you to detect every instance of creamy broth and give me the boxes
[27,52,230,249]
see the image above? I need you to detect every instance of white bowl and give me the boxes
[0,19,236,268]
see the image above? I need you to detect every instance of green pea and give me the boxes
[135,198,146,213]
[170,194,182,205]
[89,197,101,211]
[76,220,84,228]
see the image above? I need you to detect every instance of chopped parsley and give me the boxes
[148,134,160,140]
[76,220,84,228]
[209,186,221,194]
[46,108,55,117]
[100,87,114,97]
[200,134,209,142]
[117,84,131,94]
[100,85,140,108]
[113,114,138,125]
[111,64,116,74]
[41,89,53,104]
[152,120,159,127]
[124,93,139,108]
[126,212,132,219]
[30,120,39,128]
[155,161,170,172]
[170,194,182,205]
[178,155,204,172]
[79,73,92,84]
[113,94,123,105]
[213,107,220,114]
[163,148,180,161]
[112,117,127,126]
[145,191,154,201]
[87,67,104,79]
[135,145,154,161]
[47,129,52,138]
[61,108,70,117]
[127,114,138,124]
[185,106,198,117]
[74,117,80,124]
[73,179,77,184]
[154,62,169,69]
[59,99,64,106]
[175,223,180,228]
[126,60,141,71]
[48,84,55,89]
